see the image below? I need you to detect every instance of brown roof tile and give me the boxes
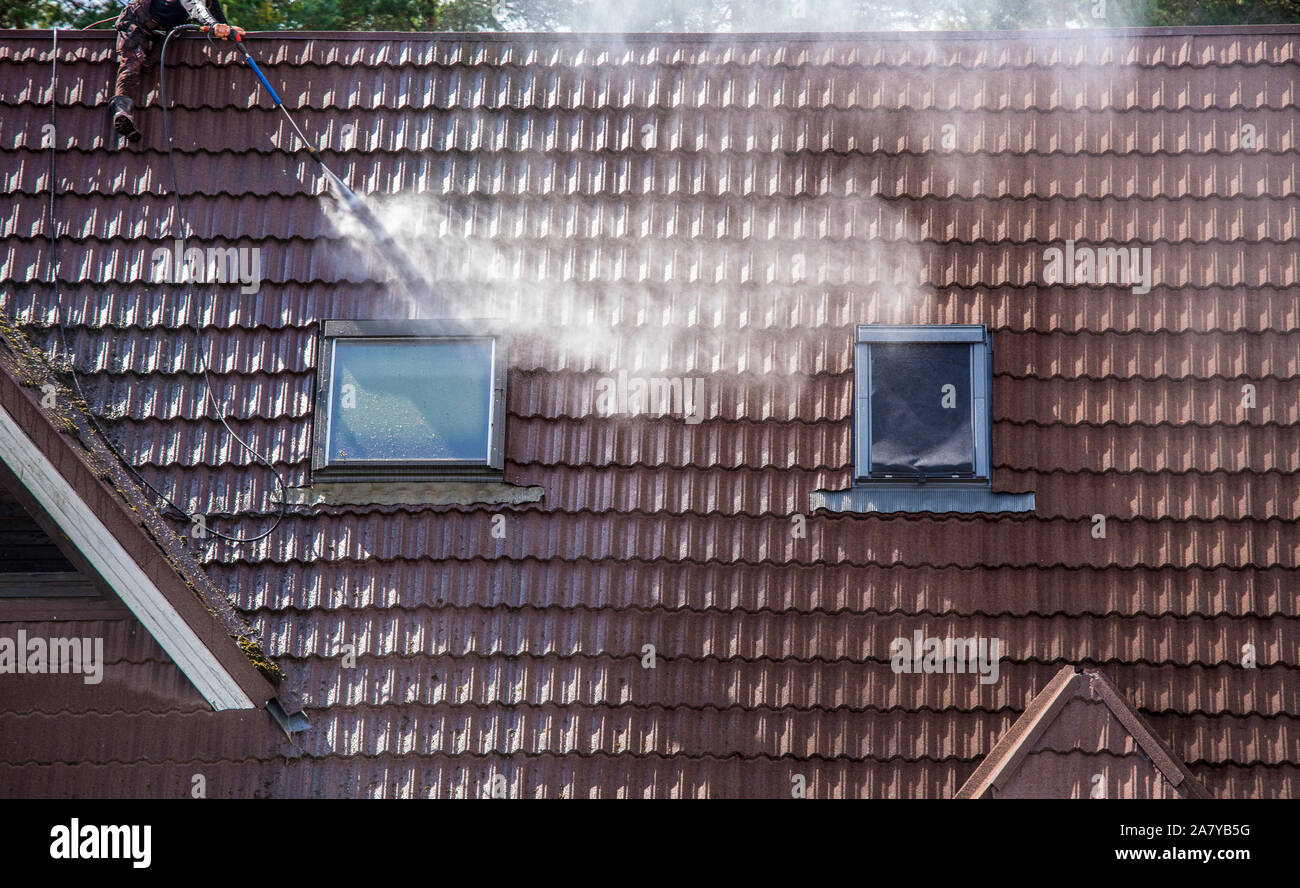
[2,25,1295,796]
[956,667,1215,798]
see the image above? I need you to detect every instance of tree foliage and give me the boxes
[4,0,509,29]
[6,0,1300,30]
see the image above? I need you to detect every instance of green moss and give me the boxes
[3,313,285,689]
[237,635,284,686]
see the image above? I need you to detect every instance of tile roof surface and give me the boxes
[0,317,282,709]
[1,25,1297,797]
[956,666,1215,798]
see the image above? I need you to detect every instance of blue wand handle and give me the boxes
[236,41,283,107]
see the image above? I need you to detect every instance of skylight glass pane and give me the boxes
[870,342,974,476]
[327,338,493,463]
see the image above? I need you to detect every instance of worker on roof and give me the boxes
[110,0,245,142]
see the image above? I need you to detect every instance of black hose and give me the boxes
[43,25,286,546]
[158,25,287,544]
[48,29,192,522]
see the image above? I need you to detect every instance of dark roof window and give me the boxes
[855,325,990,482]
[814,324,1033,514]
[311,320,507,481]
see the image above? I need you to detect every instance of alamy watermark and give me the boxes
[593,370,705,424]
[0,631,103,684]
[1041,240,1153,294]
[151,239,262,294]
[890,631,1001,685]
[49,819,150,868]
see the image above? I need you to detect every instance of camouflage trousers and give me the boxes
[113,0,165,101]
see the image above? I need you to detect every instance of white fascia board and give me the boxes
[0,402,254,710]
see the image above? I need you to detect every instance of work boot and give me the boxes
[111,96,141,143]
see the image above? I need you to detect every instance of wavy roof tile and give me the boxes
[1,24,1296,797]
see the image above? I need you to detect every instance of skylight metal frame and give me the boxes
[311,319,508,481]
[853,324,992,484]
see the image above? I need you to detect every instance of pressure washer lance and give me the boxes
[207,27,428,300]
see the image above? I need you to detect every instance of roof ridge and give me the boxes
[0,313,281,707]
[1083,667,1215,797]
[955,665,1214,798]
[13,23,1300,41]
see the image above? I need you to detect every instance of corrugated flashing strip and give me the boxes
[0,402,254,710]
[267,698,310,737]
[283,480,544,507]
[812,486,1035,514]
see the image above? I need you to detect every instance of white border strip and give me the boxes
[0,403,253,710]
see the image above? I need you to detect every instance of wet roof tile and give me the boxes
[2,26,1296,797]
